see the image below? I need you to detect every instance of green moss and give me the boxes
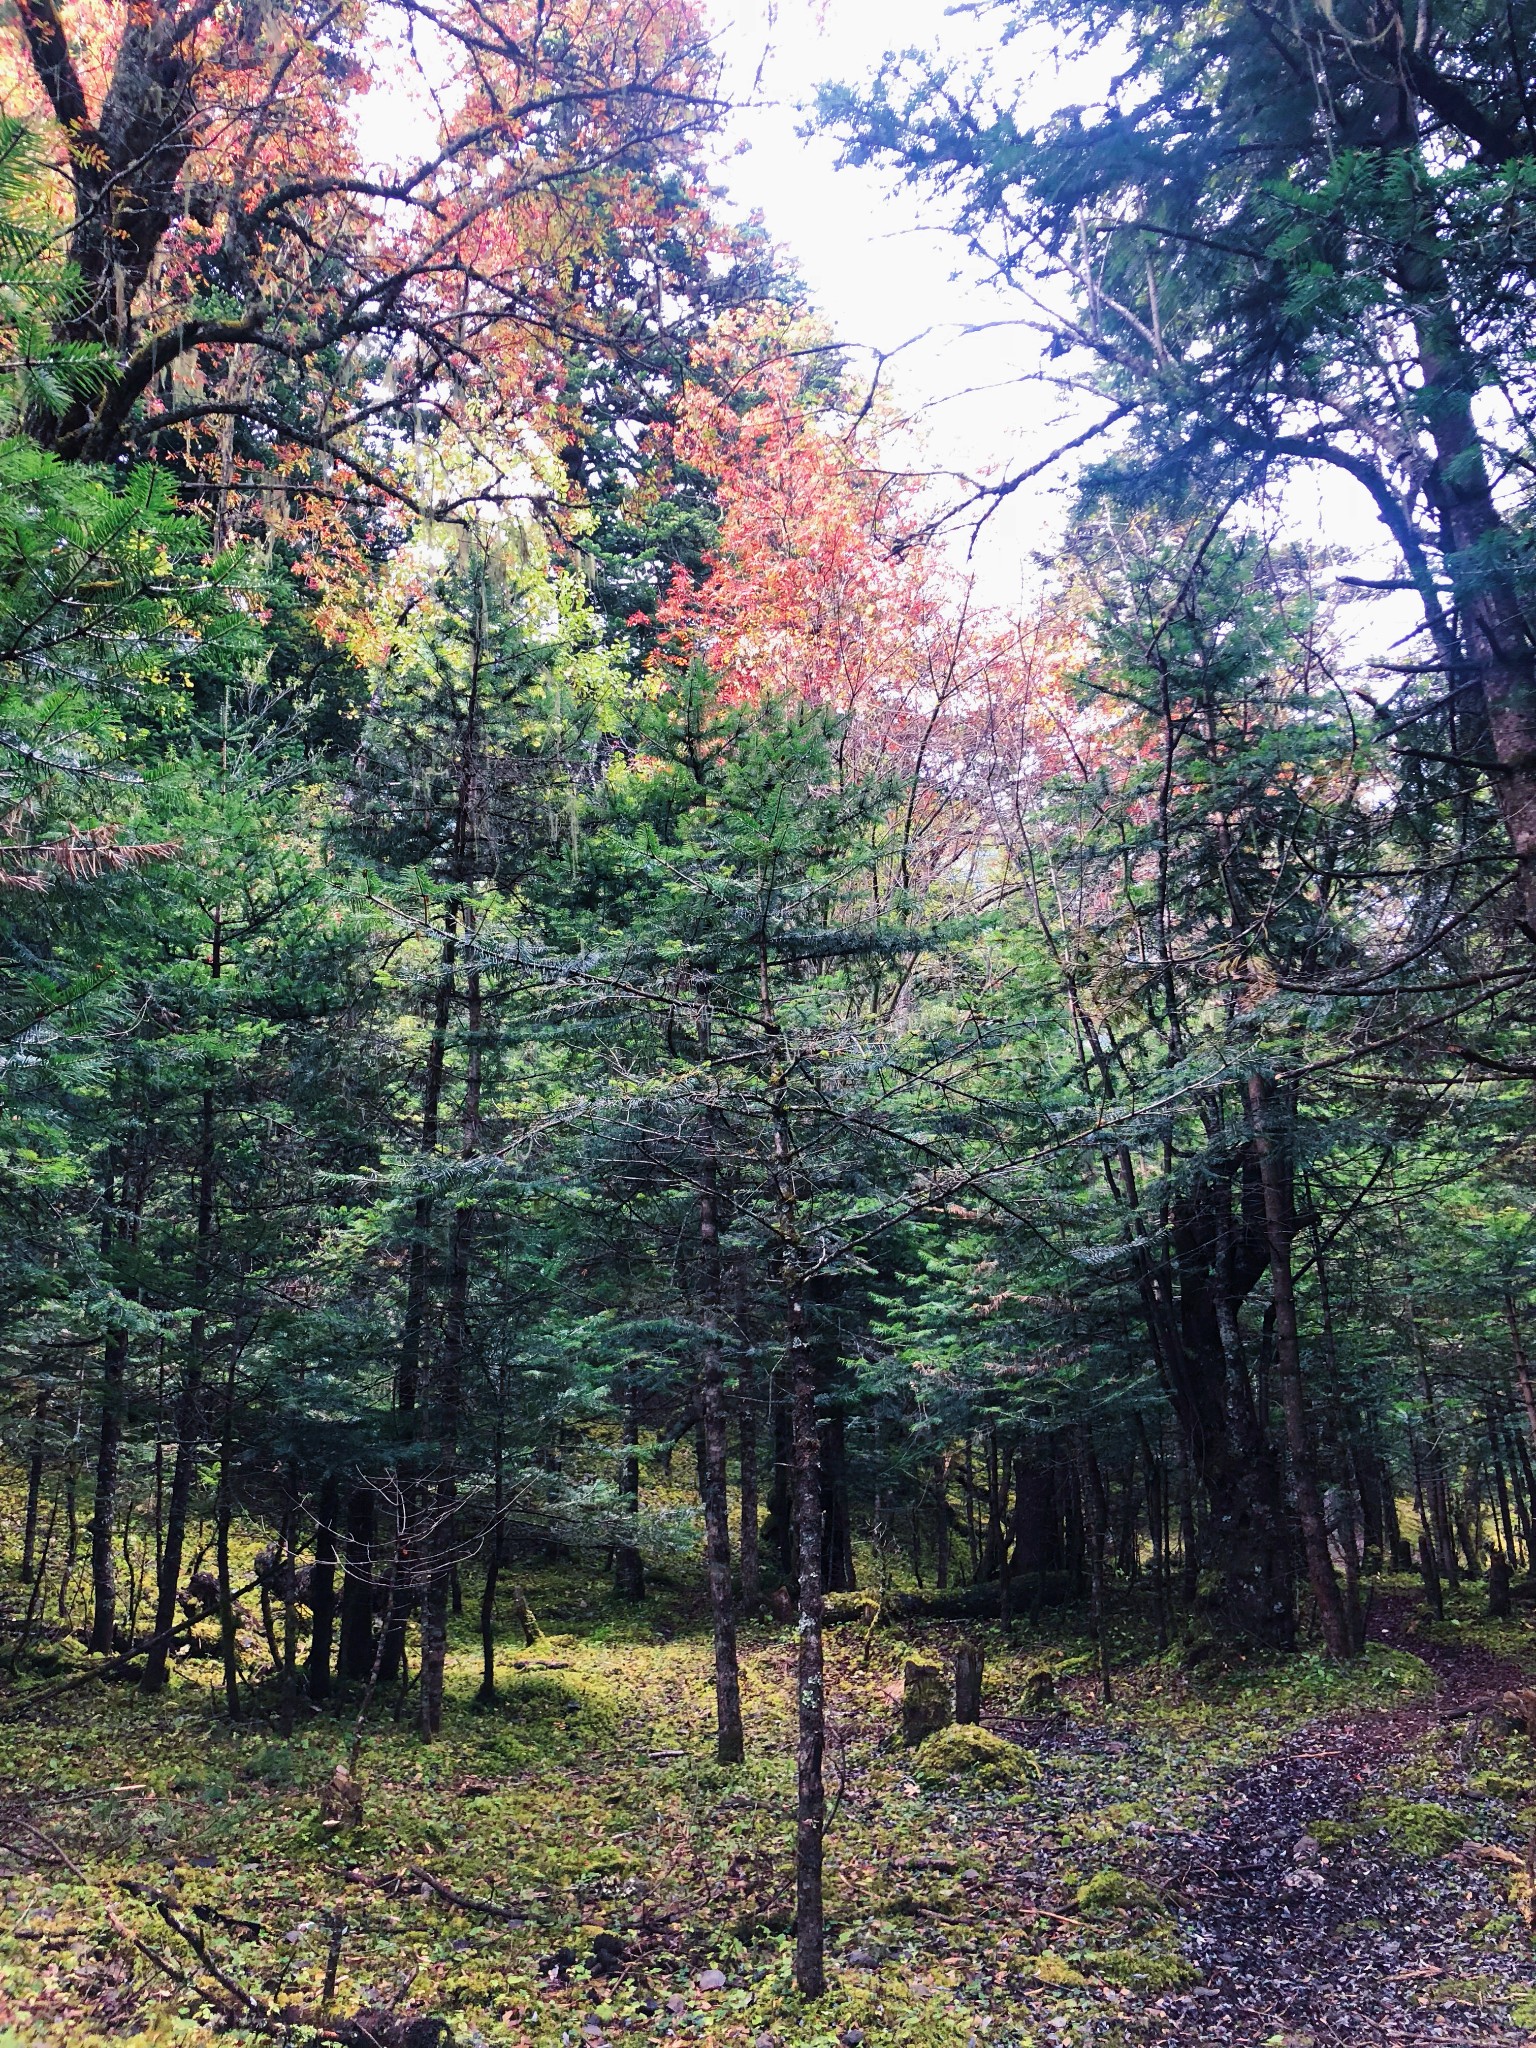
[496,1668,621,1738]
[1308,1819,1357,1851]
[1473,1771,1536,1801]
[1085,1946,1199,1991]
[1075,1869,1166,1917]
[902,1655,952,1745]
[1033,1952,1087,1987]
[1379,1799,1468,1857]
[1511,1990,1536,2028]
[1428,1976,1495,2004]
[912,1723,1035,1789]
[824,1591,880,1625]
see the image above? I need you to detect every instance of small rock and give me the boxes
[842,2031,865,2046]
[665,1994,689,2015]
[696,1967,726,1991]
[753,2035,780,2048]
[846,1946,883,1968]
[1291,1834,1321,1866]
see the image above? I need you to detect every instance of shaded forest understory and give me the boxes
[8,1543,1536,2048]
[14,0,1536,2040]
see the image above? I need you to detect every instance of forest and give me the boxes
[7,0,1536,2042]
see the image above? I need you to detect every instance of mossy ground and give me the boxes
[2,1567,1535,2047]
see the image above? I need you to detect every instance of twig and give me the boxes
[406,1865,524,1924]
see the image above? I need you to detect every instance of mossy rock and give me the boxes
[1075,1869,1167,1918]
[499,1670,619,1735]
[912,1723,1034,1789]
[1084,1946,1199,1991]
[1379,1799,1468,1857]
[1033,1951,1087,1987]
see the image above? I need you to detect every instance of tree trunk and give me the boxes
[697,1127,744,1765]
[278,1503,299,1738]
[738,1352,760,1612]
[1400,259,1536,932]
[21,1387,48,1585]
[419,936,480,1742]
[1247,1073,1355,1659]
[216,1352,240,1721]
[788,1254,824,1996]
[1138,1414,1170,1652]
[142,1062,217,1695]
[954,1640,984,1724]
[338,1487,377,1682]
[478,1389,505,1706]
[819,1407,856,1593]
[933,1451,950,1592]
[88,1336,127,1652]
[309,1474,340,1703]
[612,1369,645,1602]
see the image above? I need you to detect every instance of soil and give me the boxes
[1145,1595,1536,2047]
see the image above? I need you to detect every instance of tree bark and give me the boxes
[338,1487,377,1682]
[479,1383,505,1706]
[142,1052,217,1695]
[216,1351,240,1721]
[933,1451,951,1592]
[697,1124,744,1764]
[612,1368,645,1602]
[738,1352,761,1612]
[309,1473,340,1703]
[419,933,480,1742]
[1247,1073,1355,1659]
[88,1337,126,1652]
[21,1387,48,1585]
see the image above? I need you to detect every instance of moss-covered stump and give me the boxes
[1022,1665,1057,1712]
[913,1723,1034,1789]
[902,1654,953,1744]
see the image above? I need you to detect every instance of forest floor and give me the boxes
[5,1570,1536,2048]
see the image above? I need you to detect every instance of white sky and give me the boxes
[710,0,1074,600]
[707,0,1411,636]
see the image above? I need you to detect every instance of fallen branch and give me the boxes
[2,1581,264,1716]
[406,1865,525,1924]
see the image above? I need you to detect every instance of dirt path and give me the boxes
[1146,1597,1535,2047]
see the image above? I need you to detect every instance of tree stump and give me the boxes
[1417,1532,1444,1621]
[1490,1550,1513,1619]
[1023,1665,1056,1713]
[511,1585,543,1646]
[954,1641,984,1725]
[319,1764,364,1831]
[902,1655,952,1745]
